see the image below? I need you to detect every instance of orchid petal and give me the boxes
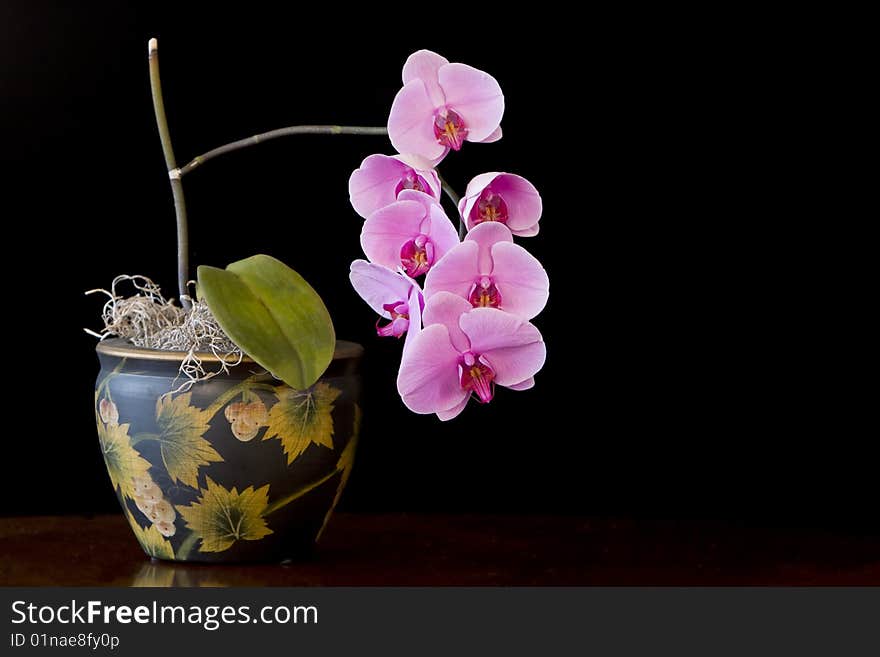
[437,63,504,142]
[425,202,461,262]
[463,172,501,199]
[459,309,546,386]
[349,260,415,318]
[512,223,540,238]
[465,221,514,274]
[490,174,543,235]
[422,291,472,353]
[348,154,410,219]
[388,80,447,164]
[402,49,449,107]
[477,126,503,143]
[361,199,426,269]
[488,242,549,319]
[507,377,535,391]
[436,396,469,421]
[396,188,439,213]
[397,324,468,414]
[480,342,546,388]
[460,308,543,354]
[402,284,424,354]
[423,241,479,301]
[394,153,435,171]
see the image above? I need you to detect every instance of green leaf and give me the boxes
[155,393,223,489]
[264,382,340,465]
[197,254,335,390]
[176,477,273,553]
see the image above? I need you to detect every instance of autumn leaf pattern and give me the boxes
[155,393,223,488]
[264,383,340,465]
[97,417,151,500]
[97,365,356,559]
[125,513,175,560]
[176,477,273,553]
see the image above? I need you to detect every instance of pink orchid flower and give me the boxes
[424,222,549,320]
[349,153,441,219]
[360,189,459,278]
[350,260,424,351]
[388,49,504,165]
[460,172,543,237]
[397,292,545,420]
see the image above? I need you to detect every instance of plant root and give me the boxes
[86,275,243,392]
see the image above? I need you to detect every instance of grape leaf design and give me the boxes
[97,419,151,500]
[176,477,273,553]
[125,515,175,560]
[264,383,340,465]
[155,392,222,489]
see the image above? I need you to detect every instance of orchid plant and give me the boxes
[140,42,548,420]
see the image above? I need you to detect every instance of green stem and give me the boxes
[437,172,465,239]
[178,125,389,176]
[148,38,190,310]
[147,38,387,310]
[263,468,340,516]
[130,432,160,447]
[95,358,128,404]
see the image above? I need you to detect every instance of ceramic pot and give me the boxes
[94,338,362,563]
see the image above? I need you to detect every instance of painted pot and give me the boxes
[94,339,362,563]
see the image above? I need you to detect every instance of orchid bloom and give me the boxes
[350,260,424,351]
[424,222,548,319]
[460,172,543,237]
[397,292,545,420]
[349,153,441,219]
[388,49,504,165]
[360,189,459,278]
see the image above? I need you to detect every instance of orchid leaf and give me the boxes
[197,255,336,390]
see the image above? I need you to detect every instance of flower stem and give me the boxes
[264,468,340,516]
[437,172,465,239]
[147,39,389,310]
[177,125,388,176]
[148,38,191,310]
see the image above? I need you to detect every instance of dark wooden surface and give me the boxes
[1,514,879,586]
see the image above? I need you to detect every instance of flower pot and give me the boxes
[94,338,362,563]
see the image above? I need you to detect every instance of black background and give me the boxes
[1,4,865,528]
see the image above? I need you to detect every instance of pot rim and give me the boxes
[95,337,363,363]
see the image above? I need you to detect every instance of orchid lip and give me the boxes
[395,172,430,197]
[433,108,468,151]
[459,353,496,404]
[474,189,509,225]
[376,300,410,338]
[468,277,502,308]
[400,235,433,277]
